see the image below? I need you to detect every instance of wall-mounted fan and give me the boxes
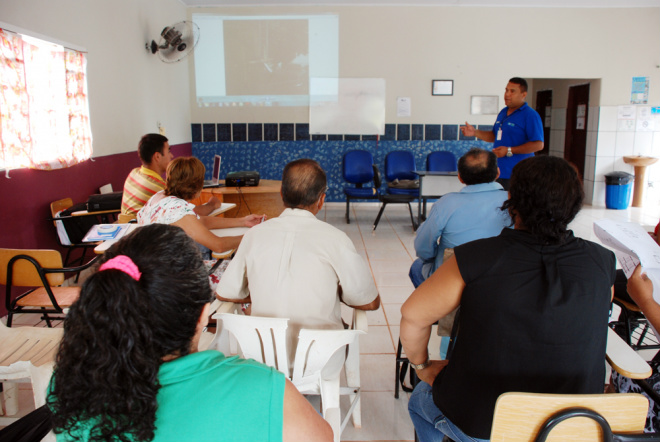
[147,21,199,63]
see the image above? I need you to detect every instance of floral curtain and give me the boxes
[0,29,92,171]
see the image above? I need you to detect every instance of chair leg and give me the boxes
[42,309,53,328]
[6,312,13,327]
[406,203,418,231]
[395,339,404,399]
[319,376,342,442]
[373,202,387,231]
[345,339,361,428]
[63,248,73,268]
[346,198,351,224]
[74,248,87,283]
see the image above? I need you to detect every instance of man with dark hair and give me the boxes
[409,148,510,287]
[121,134,171,216]
[217,158,380,361]
[121,133,220,217]
[460,77,544,190]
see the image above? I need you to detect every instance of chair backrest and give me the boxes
[0,249,65,287]
[0,319,63,367]
[490,392,648,442]
[50,198,73,218]
[216,313,290,376]
[343,150,375,185]
[385,151,417,182]
[291,328,364,390]
[427,151,457,172]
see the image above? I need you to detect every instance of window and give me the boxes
[0,28,92,171]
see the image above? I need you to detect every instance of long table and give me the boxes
[201,179,284,220]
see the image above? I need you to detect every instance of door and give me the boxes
[564,84,590,178]
[535,90,552,156]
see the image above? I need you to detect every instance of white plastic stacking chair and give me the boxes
[209,300,368,429]
[0,320,62,425]
[215,313,289,375]
[214,312,365,442]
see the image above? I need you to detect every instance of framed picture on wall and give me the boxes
[432,80,453,96]
[470,96,499,115]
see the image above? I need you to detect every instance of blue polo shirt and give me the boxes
[492,102,544,179]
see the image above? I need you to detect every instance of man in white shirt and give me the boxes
[217,159,380,357]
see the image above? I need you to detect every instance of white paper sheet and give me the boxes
[594,219,660,303]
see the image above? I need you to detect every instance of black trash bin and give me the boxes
[604,171,633,209]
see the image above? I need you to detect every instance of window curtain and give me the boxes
[0,29,92,170]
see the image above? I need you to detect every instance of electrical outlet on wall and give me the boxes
[157,121,166,136]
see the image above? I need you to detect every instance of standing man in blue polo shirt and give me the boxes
[461,77,544,190]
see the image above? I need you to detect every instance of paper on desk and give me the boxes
[83,223,132,242]
[594,219,660,303]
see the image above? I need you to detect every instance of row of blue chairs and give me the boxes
[342,150,457,230]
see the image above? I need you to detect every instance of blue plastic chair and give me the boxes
[342,150,379,224]
[373,151,419,231]
[427,151,457,173]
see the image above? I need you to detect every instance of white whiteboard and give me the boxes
[309,78,385,135]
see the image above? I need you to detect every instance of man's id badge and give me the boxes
[497,128,502,141]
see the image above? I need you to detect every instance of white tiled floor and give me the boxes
[5,200,660,441]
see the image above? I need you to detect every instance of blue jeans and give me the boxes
[408,382,489,442]
[409,258,426,288]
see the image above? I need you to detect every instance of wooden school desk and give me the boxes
[200,180,285,219]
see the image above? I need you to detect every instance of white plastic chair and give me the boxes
[213,312,365,442]
[207,301,368,428]
[0,320,62,426]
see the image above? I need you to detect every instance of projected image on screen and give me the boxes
[225,20,308,96]
[193,14,338,107]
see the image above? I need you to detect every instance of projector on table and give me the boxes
[225,171,260,187]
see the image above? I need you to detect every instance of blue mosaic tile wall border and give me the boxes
[191,123,494,143]
[193,138,492,203]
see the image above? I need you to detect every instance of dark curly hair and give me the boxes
[48,224,212,442]
[165,157,205,201]
[502,155,584,245]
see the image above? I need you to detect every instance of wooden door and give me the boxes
[535,90,552,156]
[564,84,590,178]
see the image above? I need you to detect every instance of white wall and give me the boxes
[2,2,658,165]
[0,0,190,157]
[187,6,660,125]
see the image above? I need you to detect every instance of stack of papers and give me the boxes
[82,224,132,242]
[593,219,660,303]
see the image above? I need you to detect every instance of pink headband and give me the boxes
[99,255,142,281]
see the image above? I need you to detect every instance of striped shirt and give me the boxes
[121,166,166,216]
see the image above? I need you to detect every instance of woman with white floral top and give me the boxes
[138,157,264,254]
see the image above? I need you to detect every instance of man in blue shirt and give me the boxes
[461,77,544,190]
[409,148,510,287]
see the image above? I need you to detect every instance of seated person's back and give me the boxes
[137,156,263,256]
[401,155,616,442]
[121,133,171,217]
[217,159,380,362]
[411,148,510,287]
[48,224,332,442]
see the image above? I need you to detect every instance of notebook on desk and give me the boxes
[203,155,224,188]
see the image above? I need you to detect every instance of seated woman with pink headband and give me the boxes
[48,224,332,442]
